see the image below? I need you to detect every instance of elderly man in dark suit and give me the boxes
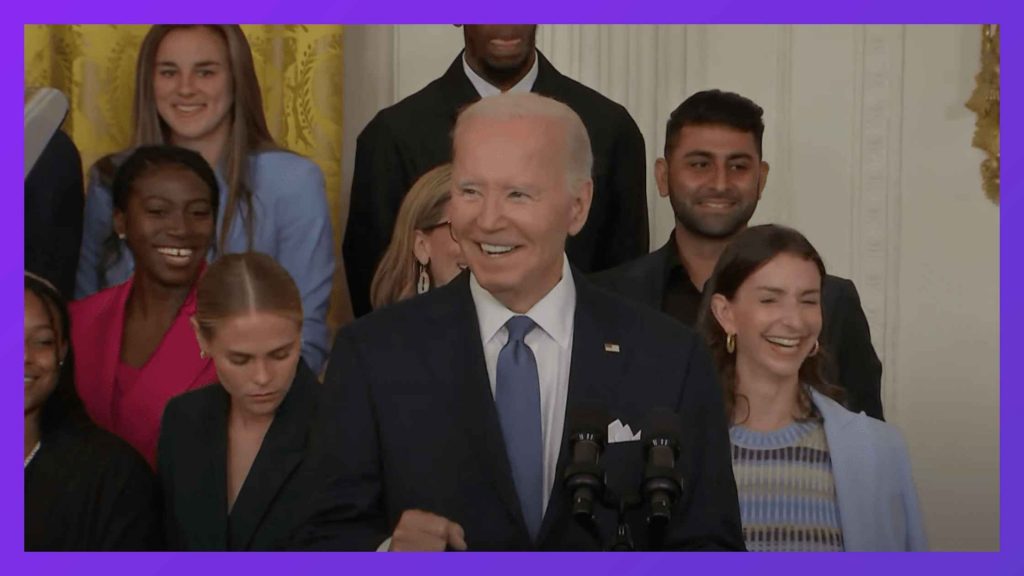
[343,25,648,317]
[301,93,743,551]
[594,90,884,420]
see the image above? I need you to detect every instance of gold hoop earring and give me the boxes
[809,340,820,357]
[726,333,736,354]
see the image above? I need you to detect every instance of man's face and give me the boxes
[657,124,769,240]
[450,114,591,312]
[462,25,538,78]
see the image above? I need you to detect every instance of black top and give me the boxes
[661,244,705,325]
[25,425,161,551]
[158,360,321,550]
[342,50,649,317]
[593,238,885,420]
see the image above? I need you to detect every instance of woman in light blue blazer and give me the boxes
[75,25,333,372]
[700,224,926,552]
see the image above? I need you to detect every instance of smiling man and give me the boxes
[301,93,743,551]
[595,90,884,419]
[342,25,648,318]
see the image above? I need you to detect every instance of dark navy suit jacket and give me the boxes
[298,270,744,551]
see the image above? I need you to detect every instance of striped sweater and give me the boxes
[730,420,844,552]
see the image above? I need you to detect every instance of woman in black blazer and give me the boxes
[158,252,320,550]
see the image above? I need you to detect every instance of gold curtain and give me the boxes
[24,24,350,326]
[966,24,999,205]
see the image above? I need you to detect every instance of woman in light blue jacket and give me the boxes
[75,25,333,372]
[700,224,926,551]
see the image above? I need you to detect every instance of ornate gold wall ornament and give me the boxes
[966,24,999,205]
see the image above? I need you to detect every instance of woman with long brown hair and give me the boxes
[370,163,465,309]
[158,252,319,550]
[75,25,333,372]
[699,224,926,551]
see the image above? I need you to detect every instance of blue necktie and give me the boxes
[495,315,544,540]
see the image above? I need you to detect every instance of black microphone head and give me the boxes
[567,402,610,445]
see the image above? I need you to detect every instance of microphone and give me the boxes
[641,408,684,527]
[563,403,609,522]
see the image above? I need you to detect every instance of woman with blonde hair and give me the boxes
[699,224,926,551]
[75,24,334,372]
[159,252,320,550]
[370,163,465,309]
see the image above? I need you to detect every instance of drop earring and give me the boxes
[417,262,431,295]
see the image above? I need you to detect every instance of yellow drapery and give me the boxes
[24,24,350,325]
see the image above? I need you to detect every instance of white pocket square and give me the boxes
[607,419,642,443]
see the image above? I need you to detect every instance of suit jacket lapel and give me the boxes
[530,51,563,98]
[439,52,484,124]
[227,362,317,550]
[93,280,132,427]
[179,387,229,549]
[814,391,869,549]
[431,274,531,542]
[539,271,626,544]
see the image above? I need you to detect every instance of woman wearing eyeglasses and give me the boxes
[369,163,466,309]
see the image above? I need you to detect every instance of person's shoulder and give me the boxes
[338,276,465,345]
[69,280,128,321]
[86,148,133,191]
[57,425,154,481]
[359,69,455,139]
[580,275,696,344]
[591,249,661,288]
[539,56,636,122]
[815,390,906,450]
[163,384,225,427]
[251,150,322,178]
[250,150,325,195]
[824,273,857,294]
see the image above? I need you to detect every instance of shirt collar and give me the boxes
[462,50,540,99]
[469,254,575,349]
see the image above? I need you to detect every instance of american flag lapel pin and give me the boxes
[604,342,621,353]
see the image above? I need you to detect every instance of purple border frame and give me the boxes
[7,0,1015,573]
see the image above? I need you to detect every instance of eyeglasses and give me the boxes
[421,219,459,243]
[420,219,451,232]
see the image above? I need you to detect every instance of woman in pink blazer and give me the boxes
[71,146,220,467]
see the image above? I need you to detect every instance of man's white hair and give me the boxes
[453,92,594,190]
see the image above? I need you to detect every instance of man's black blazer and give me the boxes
[593,240,885,419]
[298,270,744,551]
[342,51,649,317]
[158,360,321,550]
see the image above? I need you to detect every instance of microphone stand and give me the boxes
[607,494,641,551]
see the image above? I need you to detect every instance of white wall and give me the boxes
[341,25,999,550]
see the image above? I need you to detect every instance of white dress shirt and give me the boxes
[462,50,540,98]
[469,255,576,512]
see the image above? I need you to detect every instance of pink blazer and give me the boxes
[70,276,218,468]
